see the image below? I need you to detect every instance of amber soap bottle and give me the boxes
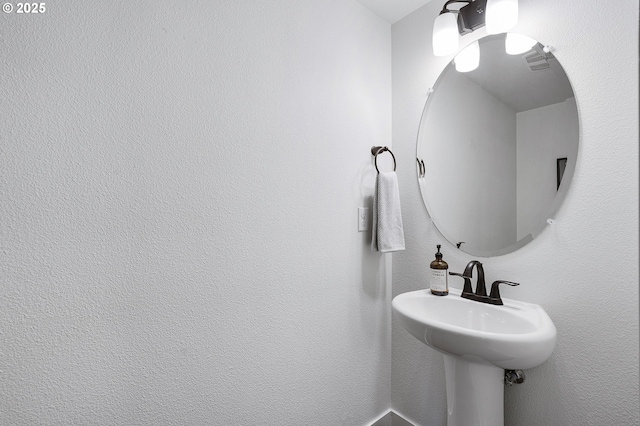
[430,244,449,296]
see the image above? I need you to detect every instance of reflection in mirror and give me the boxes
[417,33,579,257]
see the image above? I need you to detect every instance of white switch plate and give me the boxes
[358,207,369,231]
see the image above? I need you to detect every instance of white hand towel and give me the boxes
[371,171,405,253]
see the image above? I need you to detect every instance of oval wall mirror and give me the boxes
[417,33,579,257]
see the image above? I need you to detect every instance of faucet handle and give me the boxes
[449,272,474,295]
[489,280,520,304]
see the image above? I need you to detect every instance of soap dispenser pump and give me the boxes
[430,244,449,296]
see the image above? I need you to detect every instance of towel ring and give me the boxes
[371,146,396,173]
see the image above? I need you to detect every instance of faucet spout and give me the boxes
[463,260,486,297]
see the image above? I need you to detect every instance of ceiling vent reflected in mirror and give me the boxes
[523,45,555,72]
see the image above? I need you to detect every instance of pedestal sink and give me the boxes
[392,288,556,426]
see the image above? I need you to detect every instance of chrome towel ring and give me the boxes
[371,146,396,173]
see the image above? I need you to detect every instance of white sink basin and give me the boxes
[392,288,556,370]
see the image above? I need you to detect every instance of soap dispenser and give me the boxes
[430,244,449,296]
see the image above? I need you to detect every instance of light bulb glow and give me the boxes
[505,33,536,55]
[454,41,480,73]
[433,12,459,56]
[486,0,518,34]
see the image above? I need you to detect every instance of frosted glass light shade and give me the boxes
[486,0,518,34]
[505,33,536,55]
[455,41,480,73]
[433,12,459,56]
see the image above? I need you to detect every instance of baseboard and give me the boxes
[369,410,415,426]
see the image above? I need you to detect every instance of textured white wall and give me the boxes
[391,0,639,425]
[0,1,392,424]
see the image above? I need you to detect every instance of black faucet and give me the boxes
[449,260,519,305]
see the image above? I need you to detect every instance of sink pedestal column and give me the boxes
[443,355,504,426]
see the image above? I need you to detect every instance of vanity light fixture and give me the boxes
[433,11,460,56]
[505,32,536,55]
[432,0,518,57]
[454,40,480,72]
[485,0,518,34]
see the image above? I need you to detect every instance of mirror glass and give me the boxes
[417,33,579,257]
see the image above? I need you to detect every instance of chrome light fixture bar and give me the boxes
[432,0,518,58]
